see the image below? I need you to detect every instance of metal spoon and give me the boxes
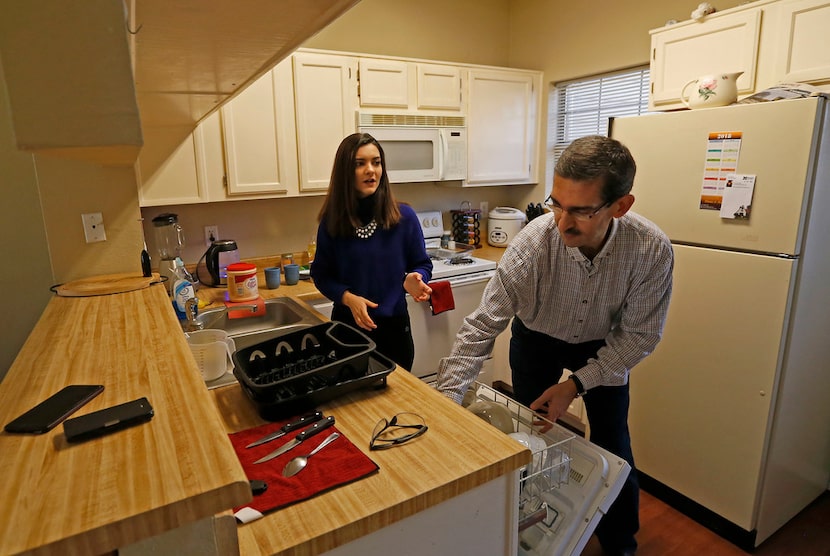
[281,432,340,477]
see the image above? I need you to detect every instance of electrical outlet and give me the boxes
[204,225,219,247]
[81,212,107,243]
[479,201,489,215]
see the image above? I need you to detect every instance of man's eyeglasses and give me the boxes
[369,412,428,450]
[544,195,611,222]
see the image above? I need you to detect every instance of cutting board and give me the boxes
[55,272,162,297]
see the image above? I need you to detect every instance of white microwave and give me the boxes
[358,114,466,183]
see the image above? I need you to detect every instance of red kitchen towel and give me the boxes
[229,418,378,514]
[429,280,455,315]
[224,295,265,319]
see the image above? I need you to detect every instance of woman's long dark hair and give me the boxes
[317,133,401,237]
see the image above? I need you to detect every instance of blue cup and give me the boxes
[264,267,281,289]
[284,264,300,285]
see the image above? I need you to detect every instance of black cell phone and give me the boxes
[4,384,105,434]
[63,397,154,443]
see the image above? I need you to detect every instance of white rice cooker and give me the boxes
[488,207,527,247]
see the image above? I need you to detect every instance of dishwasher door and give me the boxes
[407,271,495,381]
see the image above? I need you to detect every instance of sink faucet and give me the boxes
[182,298,203,332]
[182,298,260,332]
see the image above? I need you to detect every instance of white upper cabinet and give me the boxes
[774,0,830,83]
[465,69,540,186]
[417,63,463,110]
[137,49,543,203]
[293,52,358,193]
[358,58,410,108]
[649,0,830,111]
[358,58,462,111]
[137,132,206,207]
[220,60,299,197]
[650,9,761,111]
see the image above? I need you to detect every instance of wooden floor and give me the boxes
[580,489,830,555]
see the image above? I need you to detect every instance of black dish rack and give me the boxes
[232,321,393,420]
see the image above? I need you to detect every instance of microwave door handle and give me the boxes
[438,130,447,181]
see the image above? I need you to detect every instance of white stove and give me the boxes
[410,211,498,382]
[416,211,496,280]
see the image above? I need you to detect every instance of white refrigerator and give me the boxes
[610,96,830,547]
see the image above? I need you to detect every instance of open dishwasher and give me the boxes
[465,382,631,556]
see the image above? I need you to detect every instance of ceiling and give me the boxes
[0,0,359,166]
[133,0,359,130]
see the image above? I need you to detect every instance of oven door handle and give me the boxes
[441,271,495,288]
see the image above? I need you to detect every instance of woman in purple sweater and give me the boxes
[311,133,433,370]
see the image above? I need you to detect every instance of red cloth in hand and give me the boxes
[224,296,265,319]
[229,417,378,514]
[429,280,455,315]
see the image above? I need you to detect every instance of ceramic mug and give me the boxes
[264,266,281,289]
[284,263,300,285]
[186,329,235,382]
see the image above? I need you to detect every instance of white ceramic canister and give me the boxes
[226,262,258,302]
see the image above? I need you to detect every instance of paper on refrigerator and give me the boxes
[720,174,756,220]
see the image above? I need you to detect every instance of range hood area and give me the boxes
[0,0,359,167]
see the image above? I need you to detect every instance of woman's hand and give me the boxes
[341,291,378,331]
[404,272,432,302]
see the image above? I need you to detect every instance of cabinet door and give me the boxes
[466,70,539,186]
[358,58,410,108]
[650,10,761,110]
[220,60,299,197]
[293,52,358,192]
[417,63,462,110]
[775,0,830,83]
[137,131,206,207]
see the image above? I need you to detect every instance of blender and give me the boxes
[152,213,185,294]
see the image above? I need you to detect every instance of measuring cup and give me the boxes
[186,329,236,381]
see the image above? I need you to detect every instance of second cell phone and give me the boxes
[63,397,154,443]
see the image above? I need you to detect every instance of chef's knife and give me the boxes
[253,415,335,464]
[245,411,323,448]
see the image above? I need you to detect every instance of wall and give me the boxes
[0,58,54,380]
[305,0,512,67]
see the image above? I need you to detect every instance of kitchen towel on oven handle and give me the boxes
[429,281,455,315]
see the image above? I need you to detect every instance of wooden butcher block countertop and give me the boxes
[0,244,525,555]
[214,362,528,556]
[0,283,251,556]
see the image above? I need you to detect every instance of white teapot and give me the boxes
[681,72,743,109]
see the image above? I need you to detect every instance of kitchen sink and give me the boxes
[194,296,322,352]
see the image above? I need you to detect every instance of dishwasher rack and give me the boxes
[467,382,575,533]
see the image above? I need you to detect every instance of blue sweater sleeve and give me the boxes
[310,205,433,317]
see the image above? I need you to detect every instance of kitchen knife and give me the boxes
[245,411,323,448]
[253,415,335,464]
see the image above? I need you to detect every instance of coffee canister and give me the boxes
[226,262,258,302]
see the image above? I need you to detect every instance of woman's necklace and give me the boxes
[355,219,378,239]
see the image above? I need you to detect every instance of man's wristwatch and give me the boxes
[568,374,586,397]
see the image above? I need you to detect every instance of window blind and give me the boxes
[545,67,650,190]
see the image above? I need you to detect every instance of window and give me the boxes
[546,67,650,190]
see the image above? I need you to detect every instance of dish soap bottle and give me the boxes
[172,257,196,320]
